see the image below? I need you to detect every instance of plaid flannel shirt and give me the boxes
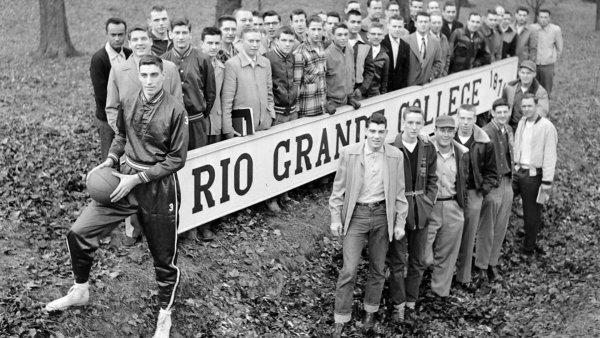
[293,41,327,116]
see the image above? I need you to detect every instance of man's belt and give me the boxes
[437,195,456,201]
[405,190,424,197]
[356,200,385,208]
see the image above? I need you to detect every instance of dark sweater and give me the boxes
[89,45,132,121]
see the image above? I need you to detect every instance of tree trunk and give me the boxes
[400,0,410,21]
[215,0,242,23]
[456,0,473,19]
[596,0,600,31]
[36,0,80,58]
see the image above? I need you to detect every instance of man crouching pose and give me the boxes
[329,112,408,337]
[45,55,189,338]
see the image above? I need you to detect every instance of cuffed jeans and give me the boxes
[388,225,429,305]
[476,176,513,268]
[334,204,388,323]
[515,168,543,252]
[456,189,483,283]
[425,200,464,297]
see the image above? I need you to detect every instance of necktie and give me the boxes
[420,37,427,60]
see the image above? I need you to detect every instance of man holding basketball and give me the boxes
[45,55,189,338]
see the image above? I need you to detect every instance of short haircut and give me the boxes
[538,9,551,16]
[346,9,362,20]
[170,17,191,31]
[252,10,262,17]
[262,10,281,21]
[150,5,166,13]
[429,11,443,19]
[367,0,382,7]
[468,12,481,20]
[275,26,295,39]
[345,0,360,9]
[487,9,498,16]
[416,11,430,20]
[201,26,221,41]
[516,6,530,14]
[388,14,404,22]
[458,104,477,115]
[368,112,387,127]
[387,1,400,10]
[139,54,163,71]
[105,17,127,32]
[240,27,260,39]
[410,0,424,4]
[233,8,252,18]
[443,1,457,10]
[369,21,385,30]
[306,14,323,27]
[327,11,342,21]
[522,93,538,103]
[128,25,149,39]
[332,23,349,34]
[492,98,509,110]
[504,11,512,16]
[217,15,236,28]
[290,8,307,20]
[402,106,424,120]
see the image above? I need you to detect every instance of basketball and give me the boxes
[86,167,120,205]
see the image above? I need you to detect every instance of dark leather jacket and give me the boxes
[449,28,491,73]
[457,125,498,196]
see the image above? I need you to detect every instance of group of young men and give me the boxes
[42,1,562,337]
[326,1,561,336]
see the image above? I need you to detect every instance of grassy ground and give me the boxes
[1,0,600,337]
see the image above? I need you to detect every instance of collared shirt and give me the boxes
[434,142,458,199]
[390,36,400,67]
[519,119,536,166]
[516,25,525,35]
[532,23,563,65]
[105,42,126,67]
[417,32,428,52]
[348,34,364,49]
[372,45,381,58]
[357,144,385,203]
[241,50,257,68]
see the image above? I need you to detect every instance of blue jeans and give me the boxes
[334,204,388,323]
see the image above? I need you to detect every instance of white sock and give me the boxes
[406,302,415,309]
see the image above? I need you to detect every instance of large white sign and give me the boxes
[177,58,518,232]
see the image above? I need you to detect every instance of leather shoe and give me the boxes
[363,312,375,329]
[348,97,362,110]
[487,265,503,282]
[200,227,215,242]
[332,323,344,338]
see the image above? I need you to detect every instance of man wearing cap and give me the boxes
[475,99,513,282]
[513,93,557,256]
[329,112,408,336]
[502,60,549,132]
[453,104,497,288]
[424,115,469,298]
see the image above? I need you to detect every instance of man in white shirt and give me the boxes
[513,94,557,256]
